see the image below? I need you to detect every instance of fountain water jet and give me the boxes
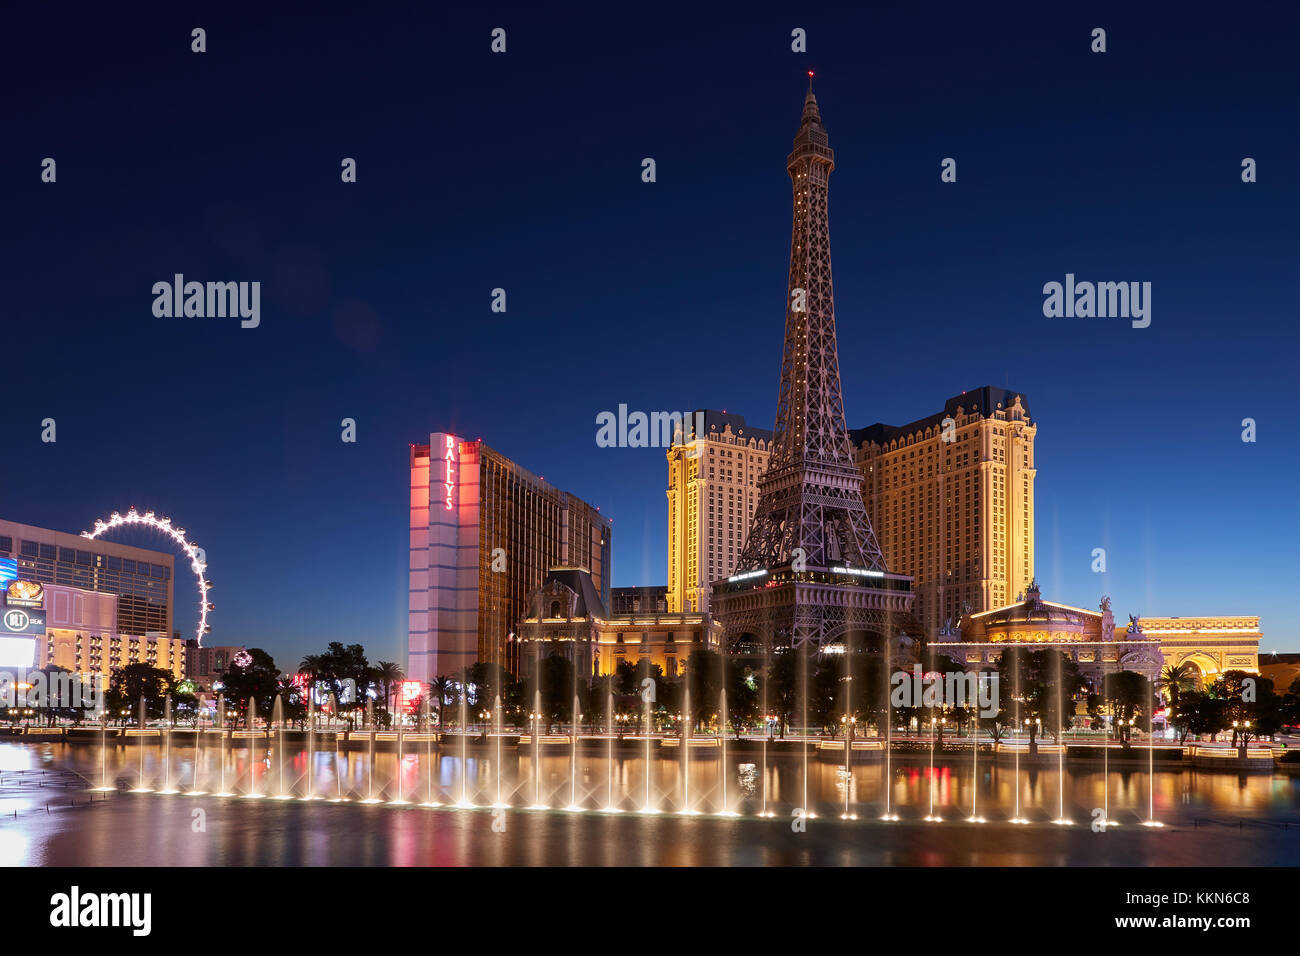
[1052,652,1071,825]
[187,699,205,795]
[924,713,940,822]
[302,691,317,800]
[215,694,233,796]
[1142,672,1162,827]
[456,685,471,808]
[680,683,694,815]
[530,688,546,810]
[272,695,292,799]
[641,675,656,813]
[493,693,505,808]
[1008,651,1027,824]
[158,695,178,794]
[421,695,439,807]
[967,699,984,824]
[566,655,581,812]
[839,644,852,820]
[131,696,152,792]
[92,713,113,792]
[760,636,771,817]
[391,696,408,805]
[880,631,896,821]
[330,694,348,803]
[800,645,811,820]
[1101,677,1112,828]
[361,697,381,803]
[719,685,735,816]
[244,697,264,798]
[603,684,619,812]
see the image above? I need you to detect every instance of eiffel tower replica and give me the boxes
[713,79,914,654]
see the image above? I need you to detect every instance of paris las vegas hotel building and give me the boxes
[666,388,1261,683]
[410,390,1261,686]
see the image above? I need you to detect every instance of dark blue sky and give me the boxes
[4,2,1298,670]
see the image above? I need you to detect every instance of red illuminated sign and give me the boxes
[444,435,457,511]
[401,680,423,712]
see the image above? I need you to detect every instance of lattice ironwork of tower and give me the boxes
[712,81,915,655]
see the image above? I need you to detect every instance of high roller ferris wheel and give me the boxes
[82,507,214,644]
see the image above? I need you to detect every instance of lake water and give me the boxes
[3,740,1297,866]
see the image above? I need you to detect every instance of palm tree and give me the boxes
[1160,663,1194,710]
[374,661,405,714]
[429,675,454,729]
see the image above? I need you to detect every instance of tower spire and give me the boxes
[713,82,913,652]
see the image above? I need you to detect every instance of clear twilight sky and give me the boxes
[3,3,1297,671]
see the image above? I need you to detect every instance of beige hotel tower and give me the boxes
[666,388,1036,637]
[666,411,772,615]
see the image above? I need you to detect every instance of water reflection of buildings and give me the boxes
[928,580,1260,687]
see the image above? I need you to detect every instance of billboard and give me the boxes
[4,579,44,608]
[1,605,46,636]
[0,557,16,589]
[0,636,36,668]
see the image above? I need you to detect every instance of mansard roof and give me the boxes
[850,386,1030,448]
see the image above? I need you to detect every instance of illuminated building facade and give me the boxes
[37,586,186,684]
[853,387,1037,638]
[930,585,1261,691]
[1118,616,1262,685]
[185,641,248,691]
[408,434,612,683]
[0,520,184,685]
[609,585,668,615]
[0,574,185,684]
[0,518,175,640]
[665,411,771,615]
[931,585,1162,687]
[517,569,719,679]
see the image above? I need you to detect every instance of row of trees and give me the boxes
[432,648,1300,746]
[21,643,405,728]
[430,649,1036,738]
[13,642,1297,745]
[975,650,1296,750]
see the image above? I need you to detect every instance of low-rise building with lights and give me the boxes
[516,568,720,679]
[928,581,1261,691]
[1117,616,1262,685]
[185,641,247,691]
[1,521,184,684]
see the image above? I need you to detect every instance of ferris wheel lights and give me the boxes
[84,508,212,645]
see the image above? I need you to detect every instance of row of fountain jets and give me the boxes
[91,681,1163,827]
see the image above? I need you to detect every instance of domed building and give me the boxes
[929,580,1163,687]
